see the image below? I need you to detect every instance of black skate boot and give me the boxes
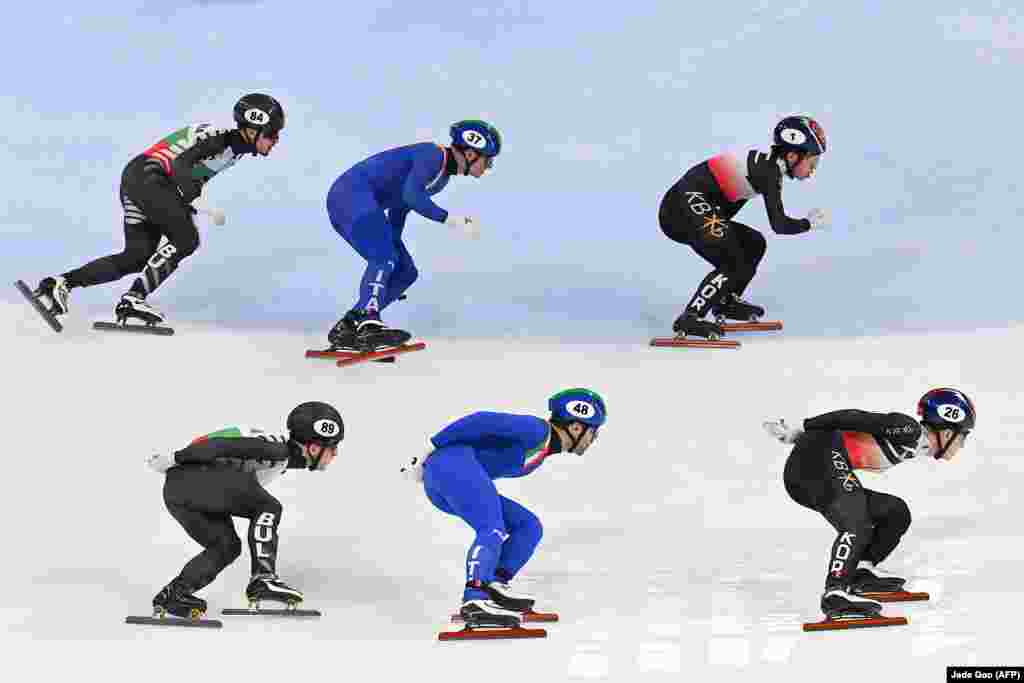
[354,312,412,350]
[713,293,765,323]
[820,588,883,619]
[459,599,523,628]
[482,581,536,612]
[35,276,71,316]
[115,292,165,326]
[245,574,304,608]
[672,313,724,340]
[850,563,906,594]
[153,578,207,619]
[327,310,361,351]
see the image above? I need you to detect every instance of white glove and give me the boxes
[806,208,829,230]
[146,452,177,474]
[762,419,804,444]
[400,441,435,483]
[198,207,226,226]
[445,214,480,240]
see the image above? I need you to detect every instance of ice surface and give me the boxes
[2,303,1017,682]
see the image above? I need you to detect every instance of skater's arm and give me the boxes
[174,435,291,467]
[170,126,234,203]
[388,207,412,230]
[804,410,921,442]
[431,412,549,450]
[747,152,810,235]
[401,145,449,223]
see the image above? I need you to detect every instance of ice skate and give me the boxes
[672,313,724,340]
[326,311,360,351]
[35,276,71,316]
[245,574,304,608]
[458,599,523,628]
[115,292,165,326]
[354,313,412,350]
[152,579,207,620]
[851,562,907,594]
[482,581,536,612]
[713,293,765,323]
[820,588,882,619]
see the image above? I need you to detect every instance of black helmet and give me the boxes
[773,115,826,157]
[233,93,285,137]
[287,401,344,447]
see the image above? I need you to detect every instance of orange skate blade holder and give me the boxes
[802,614,908,632]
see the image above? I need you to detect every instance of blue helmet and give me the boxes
[917,388,976,433]
[450,119,502,157]
[548,388,607,428]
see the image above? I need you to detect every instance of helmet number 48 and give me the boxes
[567,400,593,417]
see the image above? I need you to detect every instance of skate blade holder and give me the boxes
[438,623,547,641]
[450,610,559,624]
[222,601,321,617]
[802,613,908,632]
[125,608,222,628]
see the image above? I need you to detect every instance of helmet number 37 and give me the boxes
[462,130,487,149]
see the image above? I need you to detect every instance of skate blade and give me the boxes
[125,614,222,628]
[858,590,929,603]
[94,321,174,336]
[718,321,783,333]
[451,610,558,624]
[803,614,907,632]
[305,342,427,367]
[15,280,63,333]
[650,337,740,349]
[438,625,547,641]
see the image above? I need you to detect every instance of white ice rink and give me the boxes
[3,302,1019,682]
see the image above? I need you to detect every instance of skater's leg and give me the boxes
[125,172,200,297]
[379,237,418,311]
[63,194,162,289]
[862,490,912,565]
[494,496,543,580]
[819,470,873,591]
[726,222,767,298]
[346,212,399,315]
[423,446,507,599]
[165,504,242,590]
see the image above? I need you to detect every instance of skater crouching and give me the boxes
[764,388,976,619]
[143,402,343,620]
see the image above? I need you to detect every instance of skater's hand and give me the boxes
[445,214,481,240]
[399,442,434,483]
[806,208,829,230]
[763,419,803,444]
[146,452,177,474]
[197,207,226,226]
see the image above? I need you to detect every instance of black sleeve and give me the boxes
[746,151,811,235]
[803,410,923,448]
[174,437,291,467]
[170,129,233,203]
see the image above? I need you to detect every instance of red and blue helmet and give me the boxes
[917,388,976,434]
[548,388,607,428]
[450,119,502,158]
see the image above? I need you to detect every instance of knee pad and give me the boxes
[877,497,911,535]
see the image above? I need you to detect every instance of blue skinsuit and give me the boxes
[326,143,452,315]
[423,412,552,601]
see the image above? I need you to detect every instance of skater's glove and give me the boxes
[762,419,804,444]
[806,208,829,230]
[146,451,177,474]
[399,441,435,483]
[445,214,481,240]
